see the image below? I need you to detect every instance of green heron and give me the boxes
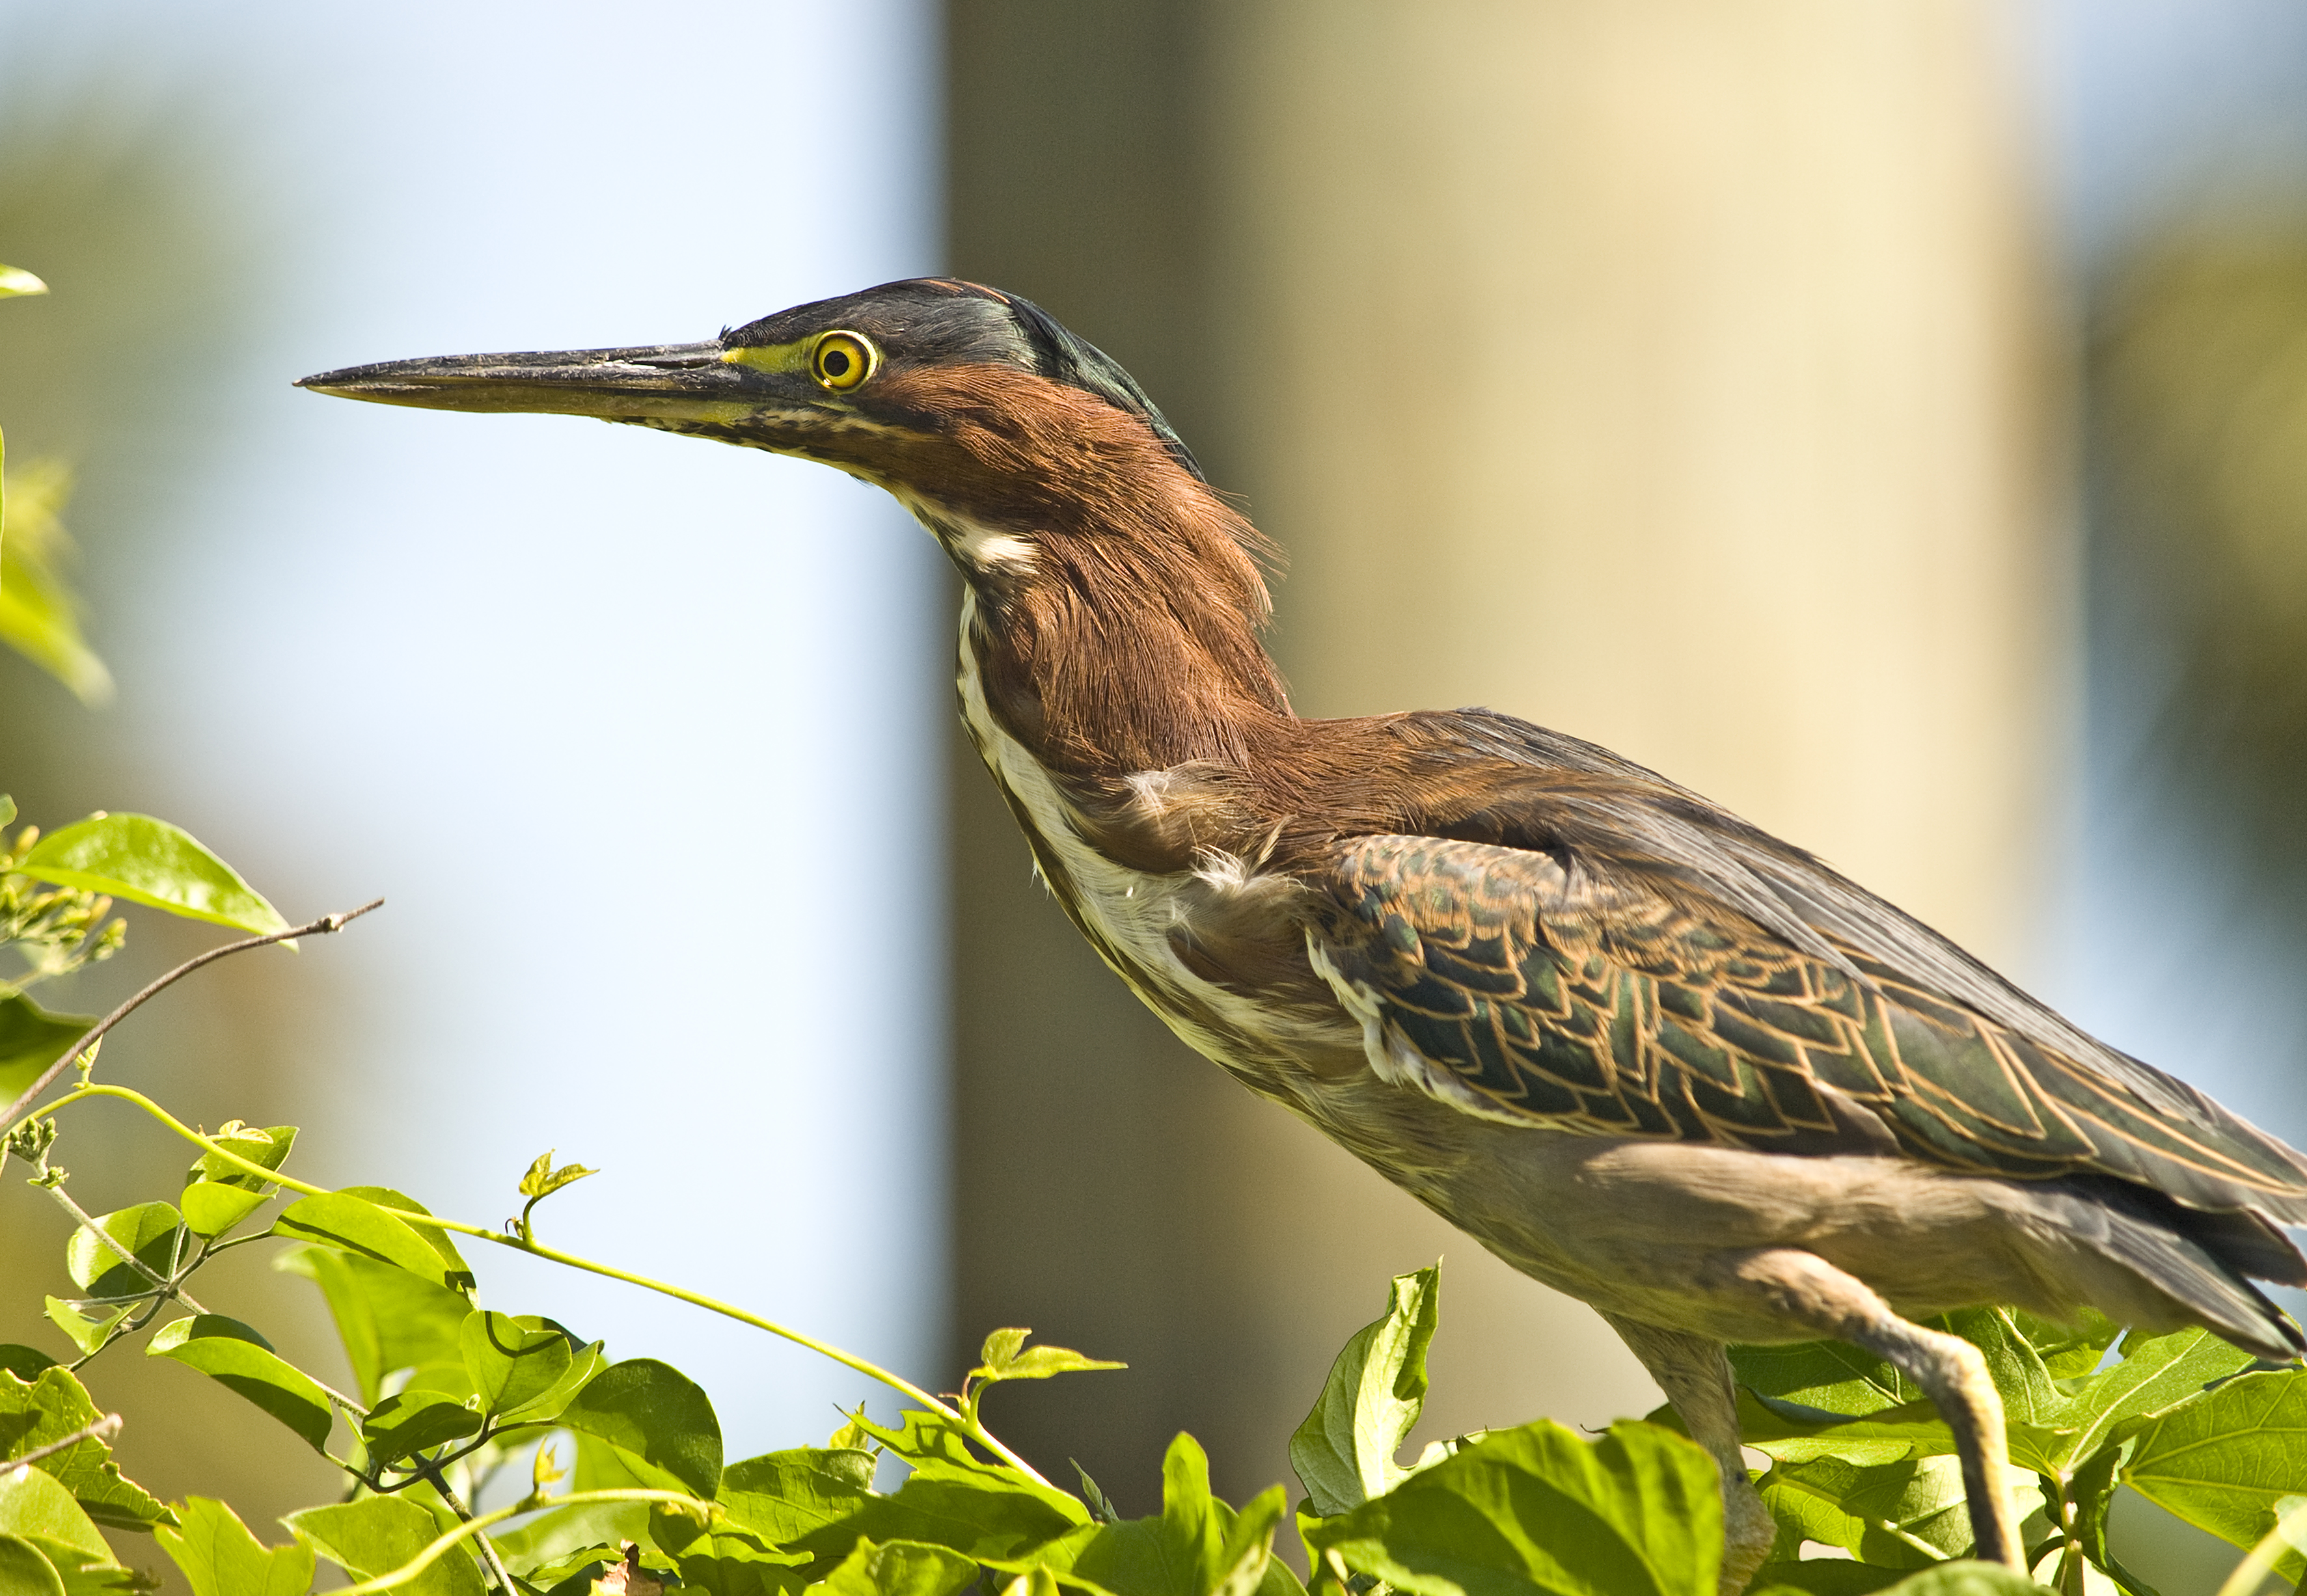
[301,278,2307,1589]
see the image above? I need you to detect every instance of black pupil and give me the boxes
[823,347,852,378]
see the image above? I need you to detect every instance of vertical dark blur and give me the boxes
[0,69,341,1534]
[943,0,2053,1519]
[2091,215,2307,1014]
[940,0,1253,1513]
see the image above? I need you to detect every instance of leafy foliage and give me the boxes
[0,781,2304,1591]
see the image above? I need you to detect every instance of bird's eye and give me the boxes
[811,331,877,392]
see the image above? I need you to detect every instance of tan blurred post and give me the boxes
[946,0,2061,1511]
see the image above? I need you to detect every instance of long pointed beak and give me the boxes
[295,342,774,424]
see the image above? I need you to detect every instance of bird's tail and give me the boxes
[2019,1175,2304,1362]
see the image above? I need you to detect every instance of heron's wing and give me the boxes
[1311,827,2307,1222]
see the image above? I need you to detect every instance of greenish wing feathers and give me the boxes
[1315,833,2307,1222]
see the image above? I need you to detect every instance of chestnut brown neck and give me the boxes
[880,364,1295,781]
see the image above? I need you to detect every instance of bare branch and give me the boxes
[1,899,384,1133]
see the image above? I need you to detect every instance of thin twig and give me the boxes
[42,1181,210,1315]
[48,1079,1059,1490]
[7,1412,121,1467]
[0,899,384,1133]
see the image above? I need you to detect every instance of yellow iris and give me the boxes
[812,331,877,392]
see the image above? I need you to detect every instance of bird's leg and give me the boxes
[1838,1309,2024,1569]
[1694,1248,2025,1573]
[1602,1313,1777,1596]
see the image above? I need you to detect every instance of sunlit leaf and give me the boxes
[1290,1264,1438,1515]
[0,264,45,297]
[286,1496,484,1596]
[2124,1367,2307,1570]
[810,1537,978,1596]
[851,1410,1090,1529]
[0,994,96,1104]
[989,1434,1299,1596]
[0,457,110,705]
[338,1185,474,1285]
[0,1537,67,1596]
[560,1358,723,1500]
[715,1442,1080,1575]
[1300,1419,1720,1596]
[178,1184,268,1238]
[970,1327,1126,1390]
[273,1244,471,1407]
[459,1310,575,1422]
[41,1299,127,1359]
[359,1390,484,1468]
[518,1150,597,1201]
[491,1505,652,1581]
[273,1192,459,1290]
[156,1496,314,1596]
[0,1464,115,1574]
[64,1202,184,1297]
[2053,1326,2256,1470]
[0,1366,172,1532]
[185,1122,297,1191]
[146,1315,334,1453]
[18,814,279,935]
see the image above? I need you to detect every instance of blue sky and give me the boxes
[0,0,948,1454]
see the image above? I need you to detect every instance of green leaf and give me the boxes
[2011,1307,2124,1382]
[0,459,111,705]
[0,1366,173,1532]
[1651,1389,1954,1470]
[2053,1326,2255,1469]
[273,1191,462,1290]
[339,1185,474,1284]
[274,1243,472,1407]
[811,1537,979,1596]
[178,1184,268,1238]
[2064,1436,2164,1596]
[518,1150,598,1201]
[65,1202,185,1297]
[359,1390,484,1468]
[0,1467,114,1577]
[1300,1419,1721,1596]
[459,1310,575,1422]
[18,815,280,935]
[1745,1561,1914,1595]
[286,1496,485,1596]
[491,1503,651,1578]
[851,1410,1091,1529]
[2124,1367,2307,1561]
[1730,1339,1913,1416]
[0,264,46,297]
[970,1327,1126,1388]
[1755,1453,2038,1570]
[0,1347,56,1381]
[716,1443,1080,1573]
[648,1510,810,1596]
[187,1121,297,1190]
[560,1358,723,1500]
[154,1496,315,1596]
[40,1300,126,1359]
[0,994,96,1103]
[147,1315,335,1453]
[0,1537,66,1596]
[990,1433,1297,1596]
[1867,1567,2053,1595]
[1290,1264,1438,1516]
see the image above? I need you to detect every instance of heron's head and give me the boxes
[298,278,1246,589]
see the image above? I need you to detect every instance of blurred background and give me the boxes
[2,0,2304,1586]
